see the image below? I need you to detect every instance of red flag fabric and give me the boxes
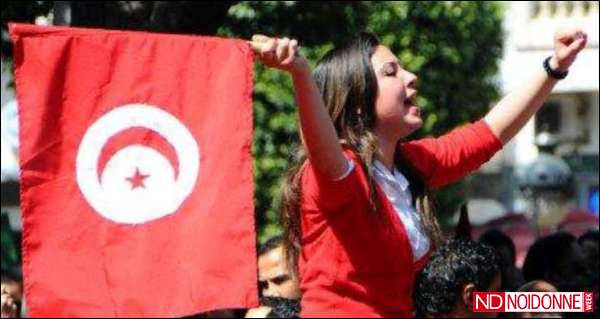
[10,23,258,317]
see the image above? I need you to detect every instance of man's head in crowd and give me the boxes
[263,297,300,318]
[245,297,300,318]
[1,274,22,318]
[479,229,524,291]
[257,236,300,300]
[479,229,516,269]
[523,232,590,292]
[576,231,599,319]
[414,239,501,318]
[516,281,562,319]
[578,231,599,287]
[518,280,558,293]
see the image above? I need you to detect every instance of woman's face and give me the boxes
[370,45,422,139]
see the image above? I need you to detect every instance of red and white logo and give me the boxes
[474,292,595,313]
[76,103,200,224]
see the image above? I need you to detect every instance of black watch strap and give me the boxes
[544,56,568,80]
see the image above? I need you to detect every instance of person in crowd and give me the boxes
[246,236,301,318]
[578,231,598,289]
[413,239,501,318]
[1,274,22,318]
[257,236,301,300]
[522,232,591,292]
[518,280,559,293]
[245,297,300,318]
[514,281,562,319]
[577,231,599,319]
[479,229,525,291]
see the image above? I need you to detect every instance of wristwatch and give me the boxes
[544,56,568,80]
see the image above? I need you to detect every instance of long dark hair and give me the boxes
[280,33,443,278]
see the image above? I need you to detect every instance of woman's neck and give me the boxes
[374,129,400,171]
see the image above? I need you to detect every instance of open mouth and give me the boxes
[404,94,416,106]
[410,106,421,117]
[404,93,421,117]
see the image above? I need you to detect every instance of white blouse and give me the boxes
[372,160,431,261]
[337,159,431,261]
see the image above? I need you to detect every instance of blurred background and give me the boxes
[1,1,598,280]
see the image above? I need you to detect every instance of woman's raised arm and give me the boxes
[249,35,349,179]
[484,28,587,144]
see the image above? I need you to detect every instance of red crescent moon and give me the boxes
[97,127,180,182]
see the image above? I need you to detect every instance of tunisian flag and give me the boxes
[10,23,258,317]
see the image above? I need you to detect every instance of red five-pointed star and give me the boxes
[126,168,150,189]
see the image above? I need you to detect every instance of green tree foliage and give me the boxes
[1,1,234,56]
[1,213,20,275]
[219,1,505,240]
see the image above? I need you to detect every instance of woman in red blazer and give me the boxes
[249,28,587,317]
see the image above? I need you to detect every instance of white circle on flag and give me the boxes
[76,104,200,224]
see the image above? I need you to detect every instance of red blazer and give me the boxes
[298,120,503,318]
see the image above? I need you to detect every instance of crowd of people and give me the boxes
[242,229,599,318]
[1,228,598,318]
